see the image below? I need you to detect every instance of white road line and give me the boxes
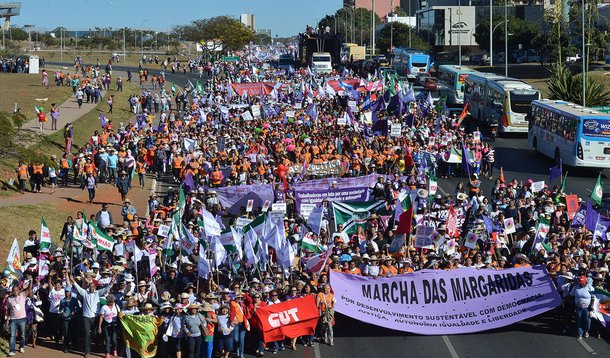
[442,335,459,358]
[577,338,596,355]
[313,341,322,358]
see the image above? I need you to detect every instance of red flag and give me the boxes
[253,295,319,343]
[499,167,505,183]
[457,103,470,124]
[395,206,413,235]
[447,204,458,237]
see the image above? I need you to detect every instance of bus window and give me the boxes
[510,91,539,114]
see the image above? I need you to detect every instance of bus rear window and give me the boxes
[582,119,610,139]
[510,92,539,114]
[313,56,331,62]
[412,62,428,68]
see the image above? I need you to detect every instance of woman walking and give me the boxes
[85,172,97,204]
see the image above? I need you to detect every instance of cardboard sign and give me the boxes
[504,218,516,234]
[251,105,261,118]
[348,100,357,107]
[262,200,272,212]
[157,224,170,238]
[531,181,545,193]
[242,111,253,121]
[414,225,435,248]
[565,194,579,219]
[286,110,296,118]
[236,217,253,231]
[464,232,478,249]
[390,123,402,137]
[272,202,287,214]
[295,103,302,109]
[337,117,347,125]
[300,203,316,220]
[246,199,254,212]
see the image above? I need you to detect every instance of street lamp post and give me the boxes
[24,24,34,53]
[469,23,482,48]
[504,0,508,76]
[491,20,507,70]
[371,0,376,57]
[490,0,493,67]
[445,18,465,67]
[582,0,586,106]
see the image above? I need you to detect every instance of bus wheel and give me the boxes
[554,148,561,166]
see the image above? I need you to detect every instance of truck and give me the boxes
[565,54,582,64]
[342,43,366,61]
[297,32,341,70]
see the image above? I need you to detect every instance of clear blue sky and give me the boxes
[11,0,342,37]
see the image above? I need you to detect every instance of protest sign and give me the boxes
[414,226,435,248]
[390,123,402,137]
[565,194,579,219]
[337,117,347,125]
[300,203,316,220]
[253,295,319,343]
[235,217,253,232]
[242,111,253,121]
[531,181,545,193]
[288,160,346,177]
[262,200,271,212]
[464,232,478,249]
[157,225,170,237]
[330,266,561,335]
[286,110,296,118]
[246,199,254,212]
[504,218,516,234]
[251,105,261,118]
[294,174,378,191]
[295,187,369,213]
[216,184,275,216]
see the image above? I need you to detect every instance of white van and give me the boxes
[311,52,332,74]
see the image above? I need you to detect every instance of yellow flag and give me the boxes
[120,315,163,358]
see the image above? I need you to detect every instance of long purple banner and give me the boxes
[295,187,370,213]
[330,266,561,335]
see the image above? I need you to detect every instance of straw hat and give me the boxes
[140,303,155,311]
[137,280,148,287]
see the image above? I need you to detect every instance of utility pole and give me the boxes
[582,0,586,106]
[371,0,376,57]
[490,0,493,67]
[123,27,126,61]
[390,0,394,57]
[504,1,508,76]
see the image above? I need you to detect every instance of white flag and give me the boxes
[197,244,210,279]
[212,236,227,268]
[202,208,222,237]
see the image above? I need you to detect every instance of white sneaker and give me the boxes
[7,353,15,356]
[19,348,24,353]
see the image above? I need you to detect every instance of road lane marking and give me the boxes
[442,335,459,358]
[313,341,322,358]
[577,338,596,355]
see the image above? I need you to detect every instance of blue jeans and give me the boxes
[200,339,213,358]
[575,306,591,337]
[9,318,26,353]
[233,322,246,357]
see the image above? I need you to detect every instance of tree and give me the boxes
[377,22,429,55]
[473,16,541,53]
[318,8,381,48]
[568,0,606,68]
[547,63,610,106]
[174,16,253,52]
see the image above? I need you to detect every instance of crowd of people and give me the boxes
[2,43,609,358]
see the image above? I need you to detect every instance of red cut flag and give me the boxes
[254,295,319,343]
[395,207,413,235]
[499,167,505,183]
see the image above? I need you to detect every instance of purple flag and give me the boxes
[182,172,195,194]
[585,200,599,231]
[549,159,562,184]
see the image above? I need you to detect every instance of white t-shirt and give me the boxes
[100,304,120,323]
[49,288,65,314]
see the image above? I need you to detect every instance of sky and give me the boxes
[9,0,343,37]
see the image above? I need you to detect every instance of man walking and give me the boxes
[68,273,115,358]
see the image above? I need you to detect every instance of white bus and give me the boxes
[311,52,332,74]
[464,73,541,134]
[436,65,475,106]
[528,99,610,168]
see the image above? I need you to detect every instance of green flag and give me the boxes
[40,217,52,250]
[333,200,389,234]
[196,80,203,94]
[429,172,438,196]
[591,173,604,206]
[90,222,115,252]
[120,315,163,358]
[178,186,186,216]
[385,72,397,96]
[171,82,176,93]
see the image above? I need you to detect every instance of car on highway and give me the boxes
[423,77,439,91]
[415,72,431,86]
[565,54,582,63]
